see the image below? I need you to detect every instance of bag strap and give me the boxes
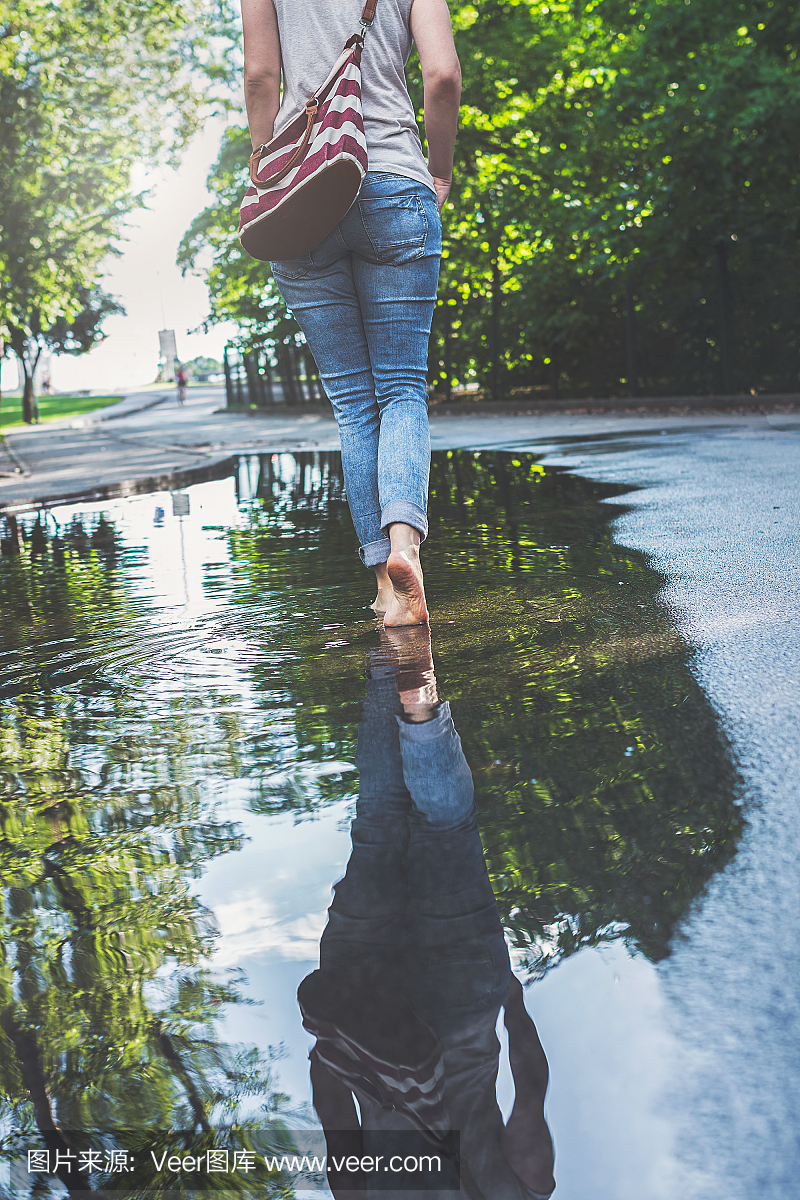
[359,0,378,28]
[249,0,380,187]
[249,97,319,186]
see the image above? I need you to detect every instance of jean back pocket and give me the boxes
[357,193,428,265]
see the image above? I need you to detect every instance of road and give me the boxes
[2,382,798,512]
[2,388,800,1197]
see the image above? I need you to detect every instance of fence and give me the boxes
[223,343,325,409]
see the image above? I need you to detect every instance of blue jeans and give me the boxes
[320,661,511,1036]
[270,173,442,567]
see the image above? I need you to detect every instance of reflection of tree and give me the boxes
[0,463,744,1186]
[0,513,141,696]
[209,453,365,818]
[216,450,743,973]
[0,516,299,1196]
[424,452,745,974]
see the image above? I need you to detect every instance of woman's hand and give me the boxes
[432,176,452,211]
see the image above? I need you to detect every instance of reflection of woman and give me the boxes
[240,0,461,625]
[298,630,555,1199]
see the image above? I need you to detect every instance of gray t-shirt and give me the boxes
[270,0,435,192]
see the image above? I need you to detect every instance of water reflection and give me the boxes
[0,450,744,1195]
[302,629,554,1200]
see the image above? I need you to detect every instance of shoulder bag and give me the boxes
[238,0,378,262]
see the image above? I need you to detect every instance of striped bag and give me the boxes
[298,967,452,1140]
[238,0,378,263]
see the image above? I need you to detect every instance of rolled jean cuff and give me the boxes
[396,700,451,739]
[380,500,428,542]
[359,536,392,567]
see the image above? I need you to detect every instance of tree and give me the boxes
[423,0,800,398]
[0,0,238,422]
[4,288,124,423]
[178,127,305,353]
[183,356,223,380]
[0,515,303,1192]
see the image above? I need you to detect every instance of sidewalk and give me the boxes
[2,384,799,511]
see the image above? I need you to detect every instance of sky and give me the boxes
[1,119,242,397]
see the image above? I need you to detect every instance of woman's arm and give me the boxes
[409,0,462,210]
[240,0,282,150]
[501,975,556,1197]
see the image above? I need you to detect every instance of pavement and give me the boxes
[2,383,800,512]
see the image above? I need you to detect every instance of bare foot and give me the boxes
[383,526,428,627]
[380,626,437,720]
[370,563,392,615]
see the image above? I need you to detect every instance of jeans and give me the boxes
[320,662,511,1036]
[270,172,442,567]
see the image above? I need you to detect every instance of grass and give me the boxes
[0,393,118,434]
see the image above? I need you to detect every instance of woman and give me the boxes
[240,0,461,625]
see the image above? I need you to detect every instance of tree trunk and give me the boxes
[234,351,245,407]
[262,350,275,405]
[0,1005,92,1192]
[548,347,559,400]
[22,361,35,424]
[157,1027,211,1133]
[223,346,235,408]
[490,254,501,402]
[278,345,299,405]
[716,240,734,394]
[444,317,453,402]
[625,279,639,398]
[244,351,262,407]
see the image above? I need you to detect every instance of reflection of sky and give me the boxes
[36,470,685,1200]
[50,475,244,622]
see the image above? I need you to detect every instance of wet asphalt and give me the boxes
[530,426,800,1200]
[3,392,800,1197]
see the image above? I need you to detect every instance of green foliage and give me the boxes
[184,0,800,398]
[0,0,238,421]
[183,355,224,379]
[178,126,304,355]
[425,0,800,397]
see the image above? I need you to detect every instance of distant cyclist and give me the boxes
[175,365,188,406]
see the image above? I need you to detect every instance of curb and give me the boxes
[0,436,31,477]
[215,393,800,419]
[95,394,172,422]
[427,392,800,417]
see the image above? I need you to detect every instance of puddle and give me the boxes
[0,452,742,1198]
